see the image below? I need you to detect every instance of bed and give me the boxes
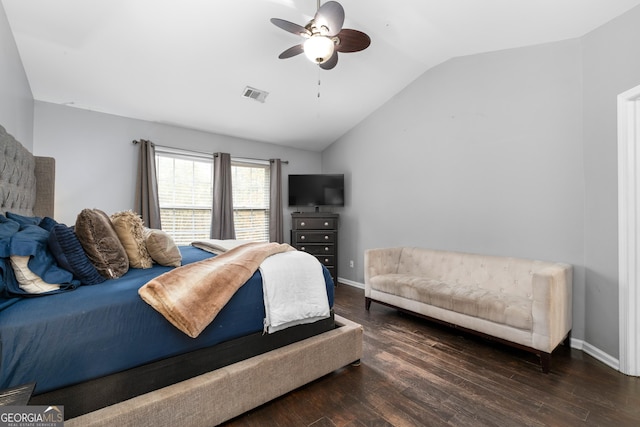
[0,125,363,425]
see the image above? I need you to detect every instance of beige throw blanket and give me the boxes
[139,242,294,338]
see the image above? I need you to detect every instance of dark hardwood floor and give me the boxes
[223,284,640,426]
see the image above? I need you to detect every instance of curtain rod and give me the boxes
[213,152,289,165]
[132,140,288,164]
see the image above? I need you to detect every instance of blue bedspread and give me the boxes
[0,246,334,393]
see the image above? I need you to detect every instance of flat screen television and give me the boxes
[288,174,344,208]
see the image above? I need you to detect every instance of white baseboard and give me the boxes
[337,277,364,289]
[337,278,621,373]
[570,338,620,371]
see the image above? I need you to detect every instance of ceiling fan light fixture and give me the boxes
[303,35,334,64]
[271,1,369,70]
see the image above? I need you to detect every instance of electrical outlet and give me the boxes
[349,260,354,268]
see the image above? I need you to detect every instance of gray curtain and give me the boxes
[134,139,161,229]
[211,152,236,239]
[269,159,284,243]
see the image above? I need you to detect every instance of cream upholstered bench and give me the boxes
[364,247,572,372]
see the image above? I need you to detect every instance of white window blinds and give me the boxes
[231,159,270,242]
[156,151,213,245]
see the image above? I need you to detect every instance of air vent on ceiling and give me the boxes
[242,86,268,103]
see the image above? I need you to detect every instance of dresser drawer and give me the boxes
[290,213,338,286]
[293,231,335,243]
[293,218,337,230]
[297,244,334,256]
[316,255,335,267]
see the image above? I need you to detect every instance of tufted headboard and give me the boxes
[0,125,55,218]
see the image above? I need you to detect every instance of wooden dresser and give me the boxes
[290,212,339,286]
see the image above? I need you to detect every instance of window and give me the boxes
[156,149,213,245]
[155,150,270,244]
[231,160,270,242]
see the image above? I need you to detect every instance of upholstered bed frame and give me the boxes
[1,125,364,426]
[0,125,55,218]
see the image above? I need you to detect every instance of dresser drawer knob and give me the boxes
[324,222,329,226]
[325,258,329,263]
[300,247,306,251]
[325,247,329,251]
[300,221,305,226]
[324,235,329,240]
[300,235,306,240]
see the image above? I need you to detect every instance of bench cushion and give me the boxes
[396,248,549,300]
[369,273,533,331]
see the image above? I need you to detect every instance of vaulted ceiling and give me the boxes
[3,0,640,151]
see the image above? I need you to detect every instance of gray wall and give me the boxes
[323,38,585,338]
[33,101,322,228]
[323,5,640,359]
[581,6,640,358]
[0,3,33,146]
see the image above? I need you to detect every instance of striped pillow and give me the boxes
[48,223,105,285]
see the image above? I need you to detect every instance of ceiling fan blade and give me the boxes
[314,1,344,36]
[335,29,371,53]
[278,44,304,59]
[270,18,311,37]
[319,52,338,70]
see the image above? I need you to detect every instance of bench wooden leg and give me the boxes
[540,352,551,373]
[365,297,372,311]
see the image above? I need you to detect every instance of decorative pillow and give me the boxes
[48,223,106,285]
[75,209,129,279]
[110,211,153,269]
[39,216,58,232]
[143,228,182,267]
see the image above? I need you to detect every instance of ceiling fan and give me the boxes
[270,1,371,70]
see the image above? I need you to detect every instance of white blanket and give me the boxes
[259,250,331,333]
